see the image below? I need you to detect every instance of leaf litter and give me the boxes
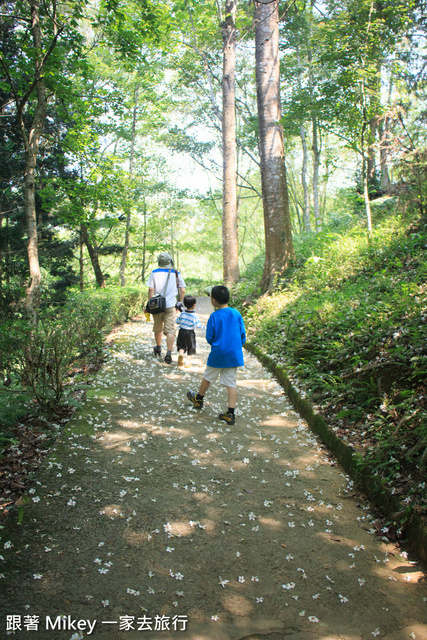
[0,297,426,639]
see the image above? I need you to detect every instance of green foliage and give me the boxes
[97,0,171,59]
[231,255,264,303]
[0,287,144,414]
[183,278,218,296]
[236,205,427,515]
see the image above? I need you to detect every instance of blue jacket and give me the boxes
[206,307,246,368]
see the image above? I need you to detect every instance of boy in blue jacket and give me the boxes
[187,285,246,425]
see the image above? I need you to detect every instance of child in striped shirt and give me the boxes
[176,295,203,367]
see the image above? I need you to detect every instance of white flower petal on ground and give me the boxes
[282,582,295,590]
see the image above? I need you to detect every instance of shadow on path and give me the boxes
[1,297,426,640]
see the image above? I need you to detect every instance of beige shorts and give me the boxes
[152,307,176,335]
[203,366,238,388]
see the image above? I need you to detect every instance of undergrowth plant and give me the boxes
[0,286,145,450]
[233,201,427,523]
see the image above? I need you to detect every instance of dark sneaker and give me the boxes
[164,353,172,364]
[219,411,235,425]
[187,391,203,409]
[153,346,161,356]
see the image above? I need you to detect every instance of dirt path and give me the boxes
[1,297,426,640]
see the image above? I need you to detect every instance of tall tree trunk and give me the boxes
[300,125,311,232]
[296,45,311,233]
[379,117,391,193]
[307,5,321,233]
[23,2,48,320]
[79,225,84,291]
[119,214,131,287]
[5,210,10,286]
[221,0,240,284]
[361,80,372,237]
[120,87,138,286]
[255,0,294,292]
[379,75,393,194]
[80,222,106,288]
[170,215,175,264]
[0,201,3,288]
[141,201,147,284]
[361,2,374,237]
[312,116,322,232]
[367,116,377,181]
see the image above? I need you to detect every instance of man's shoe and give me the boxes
[177,353,184,367]
[153,346,161,356]
[187,391,203,409]
[164,353,172,364]
[219,411,235,425]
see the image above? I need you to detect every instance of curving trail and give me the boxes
[1,297,426,640]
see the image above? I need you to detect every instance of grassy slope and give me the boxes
[233,200,427,528]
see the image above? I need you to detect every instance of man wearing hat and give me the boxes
[147,252,186,364]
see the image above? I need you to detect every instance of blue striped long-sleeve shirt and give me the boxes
[176,310,203,331]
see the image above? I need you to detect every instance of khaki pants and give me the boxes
[152,307,176,335]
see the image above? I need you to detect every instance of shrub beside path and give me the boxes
[1,297,426,640]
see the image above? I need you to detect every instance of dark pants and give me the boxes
[177,329,196,355]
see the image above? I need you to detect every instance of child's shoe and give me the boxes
[177,353,184,367]
[153,345,161,356]
[219,410,235,425]
[187,391,203,409]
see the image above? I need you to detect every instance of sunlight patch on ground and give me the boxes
[259,415,292,429]
[220,593,253,617]
[125,530,151,545]
[102,503,123,518]
[192,492,213,504]
[258,516,283,530]
[236,379,268,388]
[102,431,136,451]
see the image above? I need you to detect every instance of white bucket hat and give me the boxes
[157,252,174,268]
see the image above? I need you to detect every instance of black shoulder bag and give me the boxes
[147,269,172,315]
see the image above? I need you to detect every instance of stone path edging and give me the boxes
[244,342,427,564]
